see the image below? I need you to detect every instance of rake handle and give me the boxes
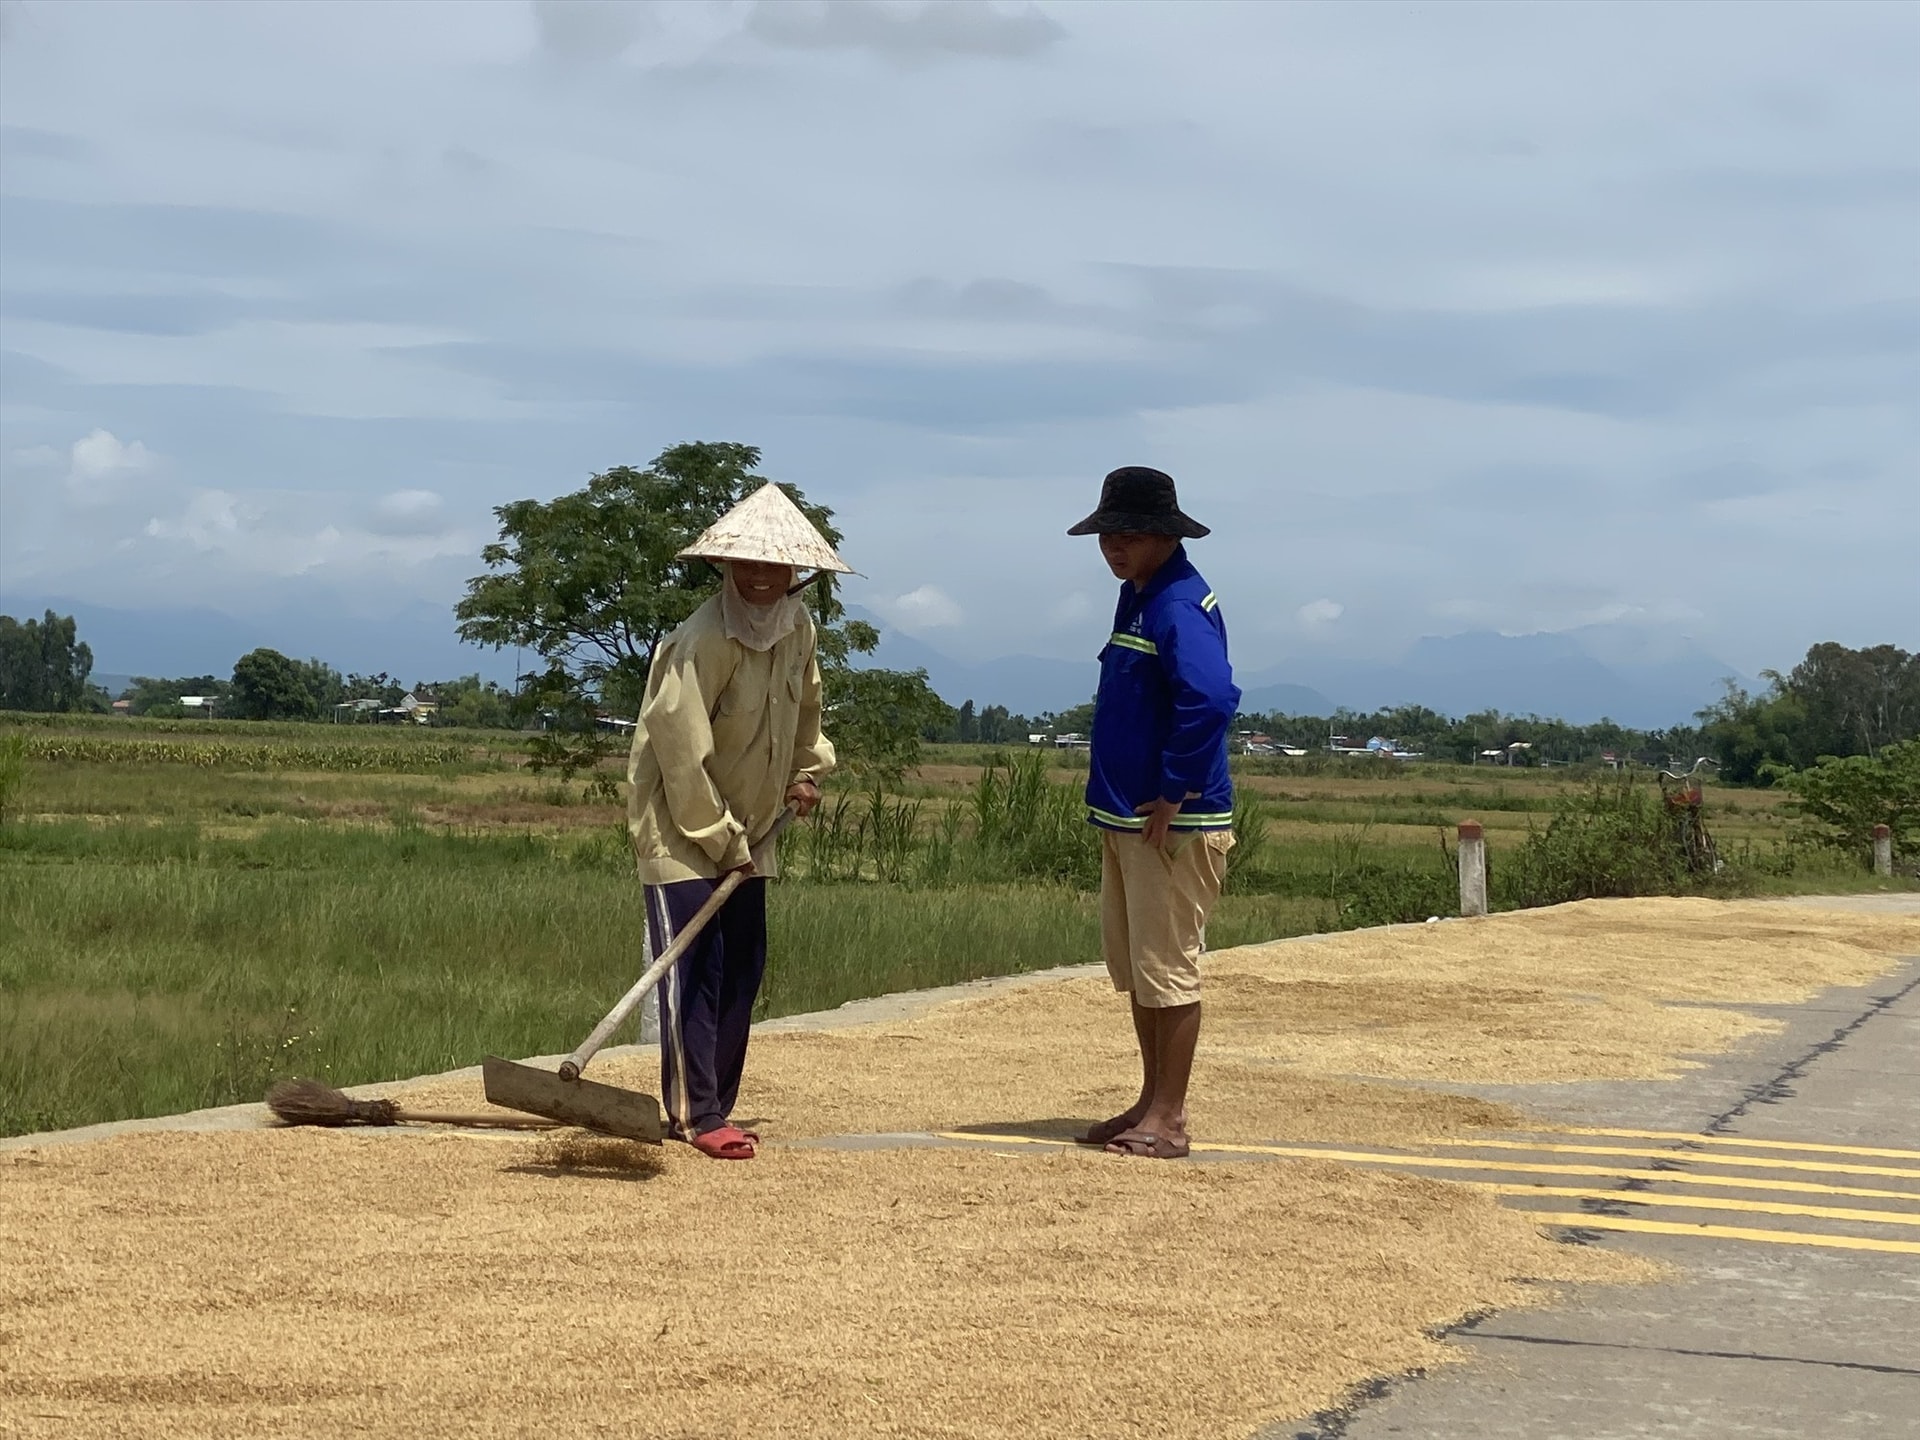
[558,806,797,1082]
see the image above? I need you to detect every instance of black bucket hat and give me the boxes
[1067,466,1210,538]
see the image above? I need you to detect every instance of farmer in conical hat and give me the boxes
[625,482,850,1159]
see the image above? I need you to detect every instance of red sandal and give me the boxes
[690,1124,756,1160]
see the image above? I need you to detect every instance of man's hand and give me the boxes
[785,778,822,818]
[721,859,756,883]
[1134,796,1181,850]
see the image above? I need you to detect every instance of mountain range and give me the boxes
[857,612,1750,730]
[2,592,518,689]
[9,590,1750,729]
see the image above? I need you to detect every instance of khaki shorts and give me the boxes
[1100,828,1235,1008]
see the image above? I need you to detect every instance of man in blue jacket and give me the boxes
[1069,466,1240,1160]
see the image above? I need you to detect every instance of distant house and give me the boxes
[179,696,219,717]
[111,699,132,715]
[1363,736,1423,760]
[1478,742,1533,766]
[399,693,438,724]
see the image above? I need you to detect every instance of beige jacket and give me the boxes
[625,594,835,884]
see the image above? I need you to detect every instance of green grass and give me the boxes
[0,819,1116,1135]
[2,732,1908,1137]
[0,709,529,747]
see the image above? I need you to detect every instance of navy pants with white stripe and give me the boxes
[648,876,768,1139]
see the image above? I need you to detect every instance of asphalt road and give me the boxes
[1265,920,1920,1440]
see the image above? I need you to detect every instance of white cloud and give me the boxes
[1296,598,1344,631]
[530,0,651,63]
[1048,591,1094,627]
[129,485,485,592]
[880,584,965,633]
[2,2,1916,683]
[746,1,1063,62]
[145,489,249,549]
[64,428,153,504]
[370,488,448,535]
[71,430,152,479]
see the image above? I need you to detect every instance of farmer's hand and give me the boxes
[1134,796,1181,851]
[722,859,756,882]
[785,778,821,818]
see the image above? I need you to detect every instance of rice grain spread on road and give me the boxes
[3,897,1913,1438]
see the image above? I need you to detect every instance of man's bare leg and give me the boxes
[1106,1000,1199,1156]
[1136,1001,1199,1144]
[1083,997,1158,1144]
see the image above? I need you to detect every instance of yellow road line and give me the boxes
[1522,1212,1920,1256]
[1418,1138,1920,1180]
[932,1133,1920,1201]
[1471,1183,1920,1228]
[1547,1128,1920,1162]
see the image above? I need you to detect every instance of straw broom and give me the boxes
[267,1078,560,1132]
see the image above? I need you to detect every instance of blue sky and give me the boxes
[2,0,1915,684]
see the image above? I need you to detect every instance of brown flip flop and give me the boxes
[1104,1131,1190,1160]
[1078,1116,1141,1147]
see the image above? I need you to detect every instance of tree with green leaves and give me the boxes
[1785,642,1920,759]
[457,443,870,712]
[1779,738,1920,860]
[1700,642,1920,782]
[0,610,96,713]
[1049,699,1097,737]
[975,703,1028,744]
[343,672,406,709]
[125,674,230,717]
[230,648,316,720]
[456,440,941,777]
[426,674,516,728]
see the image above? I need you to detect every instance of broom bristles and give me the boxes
[266,1078,401,1127]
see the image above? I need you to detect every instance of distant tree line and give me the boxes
[1696,642,1920,783]
[8,607,1912,798]
[1232,703,1704,767]
[129,652,521,726]
[933,700,1037,744]
[1034,642,1918,780]
[0,611,103,713]
[0,613,522,728]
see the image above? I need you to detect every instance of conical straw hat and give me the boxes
[677,482,854,573]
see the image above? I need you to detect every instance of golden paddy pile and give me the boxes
[4,897,1912,1439]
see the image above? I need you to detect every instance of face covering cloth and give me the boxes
[719,563,805,652]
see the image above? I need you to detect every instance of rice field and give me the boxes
[0,714,1903,1136]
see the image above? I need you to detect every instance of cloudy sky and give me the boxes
[1,0,1915,684]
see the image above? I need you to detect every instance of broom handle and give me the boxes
[393,1110,560,1130]
[559,806,798,1081]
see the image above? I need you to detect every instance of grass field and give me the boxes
[1,716,1906,1136]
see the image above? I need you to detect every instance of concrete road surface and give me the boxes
[1267,918,1920,1439]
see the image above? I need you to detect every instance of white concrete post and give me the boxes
[1458,821,1488,918]
[1873,824,1893,878]
[638,988,661,1045]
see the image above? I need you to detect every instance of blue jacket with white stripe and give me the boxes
[1086,546,1240,833]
